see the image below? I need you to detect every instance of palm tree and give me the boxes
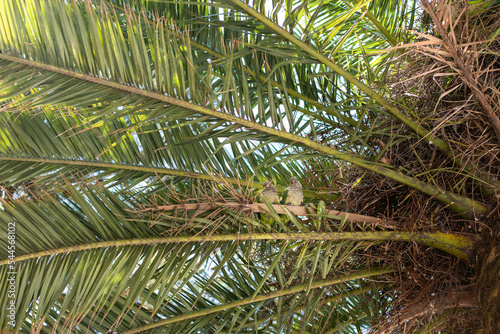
[0,0,499,332]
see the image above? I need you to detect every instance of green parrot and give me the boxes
[285,177,303,205]
[261,181,279,203]
[259,181,279,230]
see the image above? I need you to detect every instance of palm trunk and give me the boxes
[477,224,500,333]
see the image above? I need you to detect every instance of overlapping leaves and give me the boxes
[0,0,490,333]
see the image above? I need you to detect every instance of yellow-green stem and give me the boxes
[226,285,373,333]
[0,231,478,266]
[0,155,327,199]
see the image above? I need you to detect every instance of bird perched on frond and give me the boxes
[259,181,280,229]
[285,177,303,205]
[260,181,279,204]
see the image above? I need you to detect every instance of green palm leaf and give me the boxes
[1,0,497,332]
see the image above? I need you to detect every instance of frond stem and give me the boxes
[0,155,325,199]
[229,285,373,333]
[1,231,478,266]
[151,202,390,226]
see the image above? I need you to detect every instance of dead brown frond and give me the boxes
[304,0,500,332]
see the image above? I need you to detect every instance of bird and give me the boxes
[285,177,303,205]
[259,181,279,229]
[260,181,279,204]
